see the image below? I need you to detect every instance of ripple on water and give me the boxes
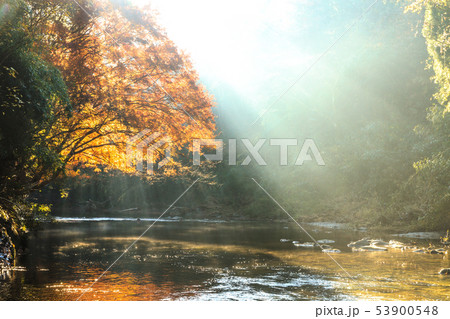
[172,266,354,301]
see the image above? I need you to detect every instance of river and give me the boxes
[0,218,449,300]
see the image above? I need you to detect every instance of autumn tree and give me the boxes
[0,0,216,242]
[25,0,215,174]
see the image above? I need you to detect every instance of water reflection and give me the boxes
[0,219,448,300]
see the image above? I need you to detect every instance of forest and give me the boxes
[0,0,449,248]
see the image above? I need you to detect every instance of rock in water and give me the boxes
[294,242,315,247]
[322,248,341,253]
[348,238,371,247]
[370,240,388,247]
[438,268,450,275]
[317,239,335,244]
[389,240,405,249]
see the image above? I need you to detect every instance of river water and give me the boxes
[0,218,449,300]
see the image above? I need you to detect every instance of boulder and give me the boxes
[348,238,371,247]
[438,268,450,275]
[370,240,388,246]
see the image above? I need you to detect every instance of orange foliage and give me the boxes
[27,0,215,177]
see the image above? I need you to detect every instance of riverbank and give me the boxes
[168,205,450,234]
[45,202,449,235]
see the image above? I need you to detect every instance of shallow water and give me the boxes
[0,218,449,300]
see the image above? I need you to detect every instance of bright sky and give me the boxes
[131,0,310,89]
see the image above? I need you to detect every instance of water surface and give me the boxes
[0,218,448,300]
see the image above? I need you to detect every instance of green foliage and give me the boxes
[0,0,69,238]
[208,0,448,230]
[398,0,450,230]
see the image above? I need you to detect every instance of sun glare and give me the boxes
[131,0,301,88]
